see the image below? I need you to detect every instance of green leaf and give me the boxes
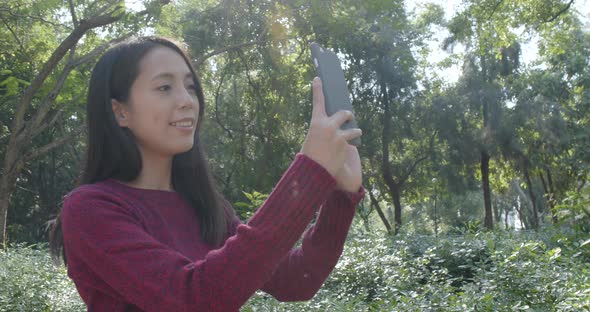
[242,191,254,202]
[548,247,561,261]
[233,202,251,209]
[110,3,126,17]
[0,76,19,96]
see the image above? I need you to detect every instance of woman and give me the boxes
[50,36,364,311]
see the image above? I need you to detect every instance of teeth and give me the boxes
[170,121,193,127]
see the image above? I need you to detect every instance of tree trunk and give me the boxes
[523,165,539,230]
[479,52,494,231]
[493,196,501,223]
[504,202,509,229]
[368,191,392,234]
[433,188,439,237]
[0,5,155,248]
[0,138,23,247]
[379,78,403,234]
[544,169,558,224]
[513,181,532,229]
[391,185,403,234]
[481,151,493,230]
[516,198,527,230]
[0,174,18,248]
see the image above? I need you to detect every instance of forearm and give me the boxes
[261,188,365,301]
[63,154,339,311]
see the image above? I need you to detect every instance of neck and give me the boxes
[126,148,175,191]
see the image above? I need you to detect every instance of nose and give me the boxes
[178,87,196,110]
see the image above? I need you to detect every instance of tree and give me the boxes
[437,0,579,230]
[0,0,168,247]
[508,11,590,226]
[175,0,314,206]
[305,0,438,233]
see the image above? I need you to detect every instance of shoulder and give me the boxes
[64,181,125,206]
[61,180,139,224]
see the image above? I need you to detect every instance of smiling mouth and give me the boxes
[169,120,194,128]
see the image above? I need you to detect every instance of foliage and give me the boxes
[0,0,170,246]
[0,244,84,312]
[1,0,588,248]
[243,229,590,311]
[233,191,269,220]
[0,5,588,312]
[556,185,590,233]
[3,229,588,311]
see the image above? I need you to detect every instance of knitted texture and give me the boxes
[61,153,364,311]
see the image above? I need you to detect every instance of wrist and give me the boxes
[336,183,362,193]
[333,186,366,203]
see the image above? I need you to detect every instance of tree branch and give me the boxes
[30,110,64,139]
[544,0,575,23]
[70,33,133,68]
[0,15,23,51]
[0,7,68,29]
[399,154,428,187]
[68,0,78,27]
[195,39,287,67]
[15,183,36,195]
[28,49,77,136]
[399,131,437,186]
[0,15,35,65]
[214,64,234,139]
[237,49,269,140]
[92,2,115,18]
[486,0,505,21]
[30,90,84,139]
[11,6,126,138]
[22,124,85,164]
[25,33,129,144]
[369,189,393,234]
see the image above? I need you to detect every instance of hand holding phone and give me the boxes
[310,42,361,146]
[300,77,363,192]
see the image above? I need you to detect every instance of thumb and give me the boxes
[312,77,327,118]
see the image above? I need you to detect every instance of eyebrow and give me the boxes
[151,72,193,81]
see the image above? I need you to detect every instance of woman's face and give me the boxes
[112,46,200,158]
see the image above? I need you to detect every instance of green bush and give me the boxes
[243,229,590,311]
[0,243,84,312]
[0,229,588,311]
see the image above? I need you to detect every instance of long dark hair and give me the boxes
[49,36,231,265]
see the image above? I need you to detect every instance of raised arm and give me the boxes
[260,187,365,301]
[62,155,336,311]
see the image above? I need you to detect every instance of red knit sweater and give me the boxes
[61,154,364,311]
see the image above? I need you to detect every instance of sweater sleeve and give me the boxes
[61,154,336,311]
[259,187,365,301]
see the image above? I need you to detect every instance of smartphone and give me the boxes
[310,42,361,146]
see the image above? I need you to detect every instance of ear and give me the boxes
[111,99,130,127]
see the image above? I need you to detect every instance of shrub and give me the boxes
[1,229,588,311]
[0,243,84,312]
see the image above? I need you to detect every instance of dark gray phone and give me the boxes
[311,42,361,146]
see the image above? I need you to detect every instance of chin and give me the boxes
[177,143,194,154]
[164,141,194,156]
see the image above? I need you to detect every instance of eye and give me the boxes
[158,85,171,92]
[187,84,197,93]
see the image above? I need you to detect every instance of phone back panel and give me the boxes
[311,43,360,145]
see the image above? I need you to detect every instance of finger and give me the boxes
[341,128,363,143]
[330,110,354,128]
[312,77,327,118]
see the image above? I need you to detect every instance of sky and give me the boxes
[125,0,590,85]
[406,0,590,84]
